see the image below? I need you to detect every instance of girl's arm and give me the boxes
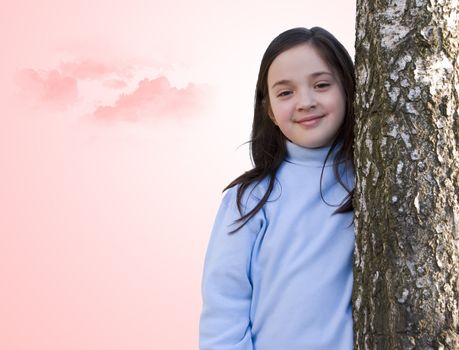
[199,187,263,350]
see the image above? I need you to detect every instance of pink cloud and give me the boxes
[103,79,128,89]
[14,61,211,119]
[15,68,78,109]
[59,59,132,80]
[93,76,209,121]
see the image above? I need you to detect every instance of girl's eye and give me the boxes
[277,91,292,97]
[315,82,330,89]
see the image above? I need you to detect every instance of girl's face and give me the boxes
[267,43,346,148]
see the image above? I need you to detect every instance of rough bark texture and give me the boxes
[353,0,459,348]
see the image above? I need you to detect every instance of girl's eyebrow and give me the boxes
[270,71,334,89]
[311,71,333,78]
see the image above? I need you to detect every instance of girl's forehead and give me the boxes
[267,44,333,81]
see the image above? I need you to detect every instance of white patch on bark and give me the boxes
[356,65,368,91]
[372,167,380,185]
[397,288,409,303]
[379,0,409,49]
[408,86,421,100]
[390,54,412,81]
[389,86,400,103]
[386,115,398,138]
[355,294,362,310]
[406,260,416,276]
[363,160,371,176]
[437,152,444,163]
[453,210,459,239]
[373,271,379,284]
[365,138,373,155]
[416,276,428,288]
[396,161,404,185]
[436,253,444,268]
[414,193,420,213]
[446,0,459,29]
[405,102,418,115]
[360,181,369,223]
[414,51,454,95]
[401,132,412,148]
[381,25,410,50]
[435,223,444,234]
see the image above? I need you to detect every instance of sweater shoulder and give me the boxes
[222,176,275,213]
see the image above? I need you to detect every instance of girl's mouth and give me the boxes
[297,115,324,127]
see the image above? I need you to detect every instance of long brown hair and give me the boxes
[225,27,355,233]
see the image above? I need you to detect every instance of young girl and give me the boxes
[200,27,355,350]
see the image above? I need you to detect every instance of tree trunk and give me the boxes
[353,0,459,348]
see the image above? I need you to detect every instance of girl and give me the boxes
[200,27,355,350]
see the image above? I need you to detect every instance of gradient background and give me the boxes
[0,1,355,349]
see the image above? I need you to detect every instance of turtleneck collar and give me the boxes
[285,140,335,167]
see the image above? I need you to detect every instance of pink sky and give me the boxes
[0,1,355,349]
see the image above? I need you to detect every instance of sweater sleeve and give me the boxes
[199,187,265,350]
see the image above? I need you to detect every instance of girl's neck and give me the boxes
[285,140,335,167]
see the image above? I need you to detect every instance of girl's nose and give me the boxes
[297,89,317,111]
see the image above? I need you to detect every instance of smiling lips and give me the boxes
[296,115,325,127]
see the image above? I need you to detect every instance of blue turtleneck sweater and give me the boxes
[200,141,354,350]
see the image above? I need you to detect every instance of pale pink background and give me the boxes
[0,1,355,349]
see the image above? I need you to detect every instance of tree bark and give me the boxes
[353,0,459,348]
